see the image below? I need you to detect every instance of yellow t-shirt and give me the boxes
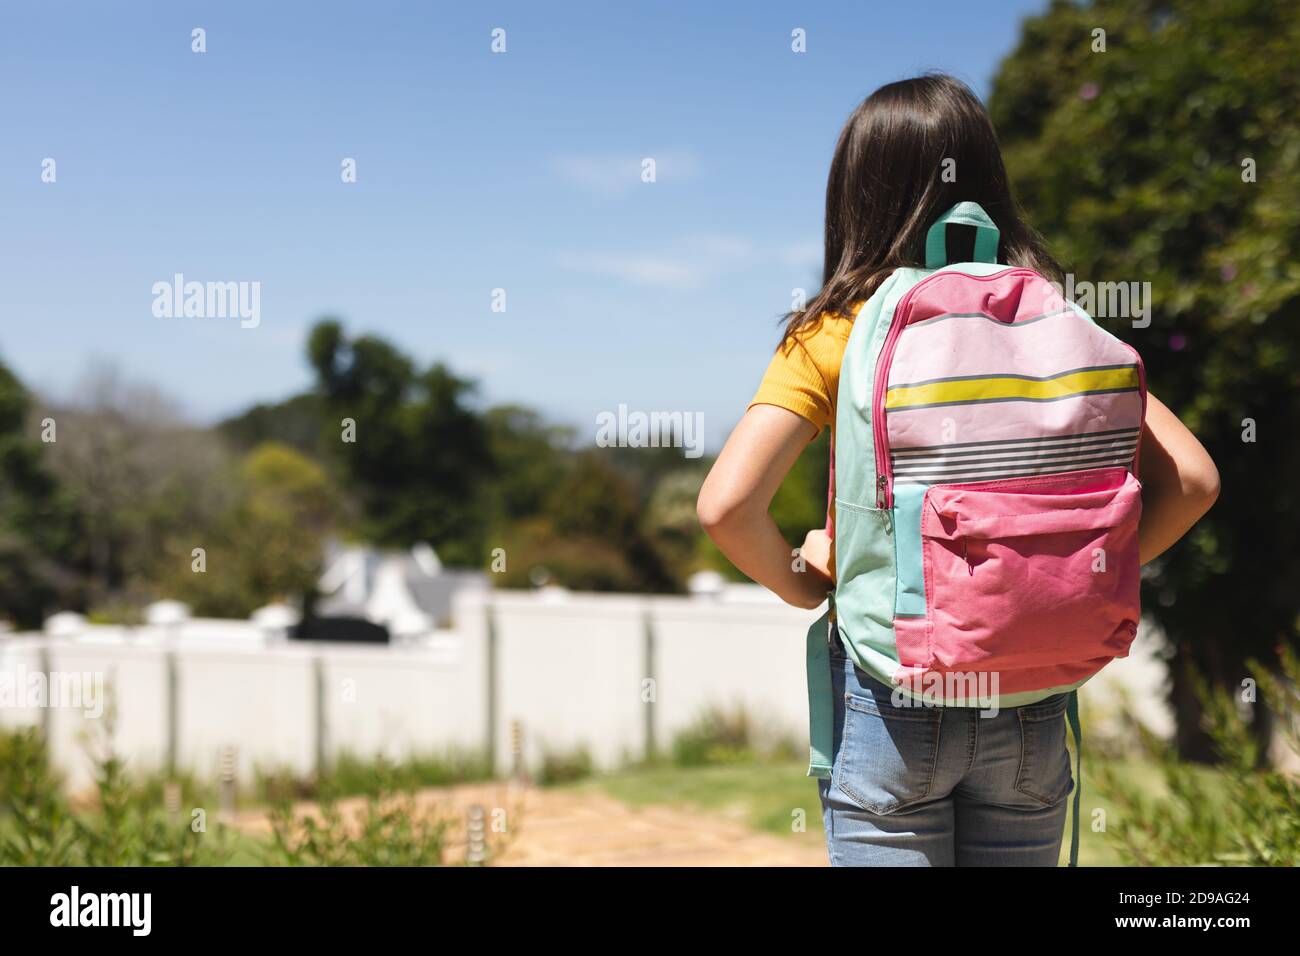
[748,312,855,435]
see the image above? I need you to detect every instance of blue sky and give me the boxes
[0,0,1048,451]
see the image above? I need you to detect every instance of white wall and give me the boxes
[319,633,487,763]
[649,595,813,751]
[174,646,316,782]
[0,589,1172,791]
[487,592,650,772]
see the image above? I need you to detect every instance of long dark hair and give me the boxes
[784,73,1060,343]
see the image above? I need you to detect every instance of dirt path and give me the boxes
[229,781,828,867]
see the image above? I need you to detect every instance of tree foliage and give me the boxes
[989,0,1300,755]
[218,392,330,459]
[0,360,85,628]
[496,451,679,592]
[39,364,236,607]
[308,319,494,564]
[161,442,342,617]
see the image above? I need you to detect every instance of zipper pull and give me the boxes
[876,474,887,509]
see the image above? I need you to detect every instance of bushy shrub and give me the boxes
[535,744,594,786]
[265,755,512,866]
[0,723,230,866]
[254,749,492,805]
[671,705,800,768]
[265,787,454,867]
[1094,646,1300,865]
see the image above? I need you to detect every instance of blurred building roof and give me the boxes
[316,541,487,634]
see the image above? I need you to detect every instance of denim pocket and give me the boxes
[834,689,941,815]
[1014,694,1074,807]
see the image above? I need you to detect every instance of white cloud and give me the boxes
[557,235,756,290]
[556,252,698,288]
[551,150,701,196]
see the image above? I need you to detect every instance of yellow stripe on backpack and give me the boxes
[886,366,1139,410]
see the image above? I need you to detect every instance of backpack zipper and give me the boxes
[871,267,1034,510]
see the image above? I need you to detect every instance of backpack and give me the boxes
[804,202,1146,866]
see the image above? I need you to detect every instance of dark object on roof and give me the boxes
[291,615,390,644]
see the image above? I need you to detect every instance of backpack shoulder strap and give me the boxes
[825,431,835,533]
[1067,690,1083,867]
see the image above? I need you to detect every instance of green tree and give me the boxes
[645,467,711,580]
[498,451,678,592]
[163,442,341,617]
[307,319,494,564]
[482,405,572,526]
[0,360,84,628]
[39,364,236,610]
[217,392,329,459]
[989,0,1300,757]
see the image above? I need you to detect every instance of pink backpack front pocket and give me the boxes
[905,466,1142,693]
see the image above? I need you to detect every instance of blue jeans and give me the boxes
[819,633,1072,866]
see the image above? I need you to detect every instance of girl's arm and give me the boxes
[1137,392,1220,563]
[697,404,832,609]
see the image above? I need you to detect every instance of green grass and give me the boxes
[592,760,823,833]
[570,756,1182,866]
[569,759,825,846]
[1070,757,1150,867]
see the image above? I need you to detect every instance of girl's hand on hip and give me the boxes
[800,528,835,584]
